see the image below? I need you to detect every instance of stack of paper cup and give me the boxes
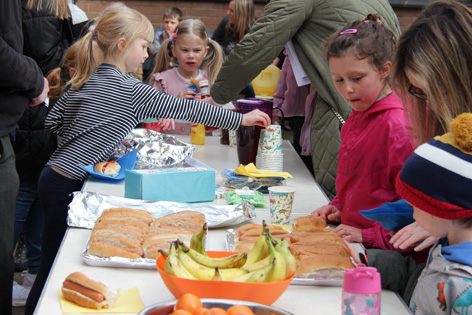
[256,125,283,171]
[228,130,237,148]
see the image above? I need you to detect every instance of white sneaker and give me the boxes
[12,281,30,307]
[22,270,37,290]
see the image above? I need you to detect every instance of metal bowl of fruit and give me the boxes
[138,298,294,315]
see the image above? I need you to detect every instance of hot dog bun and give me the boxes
[61,272,119,309]
[295,255,355,279]
[94,161,121,177]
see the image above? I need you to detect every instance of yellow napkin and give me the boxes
[58,287,145,314]
[234,163,293,179]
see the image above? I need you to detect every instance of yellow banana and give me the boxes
[266,237,286,282]
[190,222,207,256]
[242,232,269,267]
[232,258,275,283]
[177,245,215,280]
[164,243,196,280]
[241,256,271,273]
[263,220,282,246]
[179,241,247,268]
[219,267,249,280]
[212,266,223,281]
[274,238,297,279]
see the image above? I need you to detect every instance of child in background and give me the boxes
[344,113,472,314]
[25,3,270,313]
[149,19,224,134]
[153,7,183,58]
[312,15,414,251]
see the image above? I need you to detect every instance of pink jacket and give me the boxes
[329,92,414,250]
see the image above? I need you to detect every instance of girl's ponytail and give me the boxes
[69,32,97,90]
[204,39,223,86]
[46,67,64,99]
[149,39,172,86]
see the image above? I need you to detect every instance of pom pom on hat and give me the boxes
[396,113,472,220]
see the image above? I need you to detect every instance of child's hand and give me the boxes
[335,224,362,243]
[311,205,341,224]
[159,119,175,130]
[241,109,271,127]
[178,89,196,99]
[390,222,439,251]
[342,239,362,265]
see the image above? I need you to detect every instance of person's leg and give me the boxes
[15,171,43,276]
[241,83,255,99]
[25,166,82,315]
[0,135,19,315]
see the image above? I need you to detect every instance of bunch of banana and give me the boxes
[161,221,296,283]
[190,222,207,256]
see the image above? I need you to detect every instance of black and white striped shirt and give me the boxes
[46,64,242,180]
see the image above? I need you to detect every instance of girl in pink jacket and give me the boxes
[312,15,414,251]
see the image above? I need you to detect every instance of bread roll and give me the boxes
[237,224,287,237]
[292,214,327,231]
[142,232,192,249]
[147,224,201,235]
[99,208,153,224]
[295,255,354,279]
[290,230,343,245]
[87,242,143,259]
[288,243,349,258]
[91,226,144,242]
[94,161,121,177]
[61,272,119,309]
[94,219,149,234]
[151,211,205,229]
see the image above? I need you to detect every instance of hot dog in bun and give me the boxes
[61,272,119,309]
[94,161,121,177]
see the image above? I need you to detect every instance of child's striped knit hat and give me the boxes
[396,113,472,219]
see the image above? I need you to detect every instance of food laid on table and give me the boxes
[86,208,207,260]
[61,272,119,309]
[230,214,355,281]
[93,160,122,177]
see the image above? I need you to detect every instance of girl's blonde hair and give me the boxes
[70,3,154,90]
[26,0,69,19]
[47,42,78,99]
[150,19,223,86]
[392,1,472,147]
[232,0,255,42]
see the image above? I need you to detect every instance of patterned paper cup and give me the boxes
[259,125,282,155]
[229,130,237,148]
[268,186,295,225]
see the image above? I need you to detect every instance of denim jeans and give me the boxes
[0,135,19,315]
[14,170,44,274]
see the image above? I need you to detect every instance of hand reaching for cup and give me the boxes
[241,109,271,127]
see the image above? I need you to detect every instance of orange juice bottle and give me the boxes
[191,123,205,145]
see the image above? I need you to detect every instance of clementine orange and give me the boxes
[194,307,211,315]
[226,305,255,315]
[174,293,203,313]
[208,307,228,315]
[171,310,194,315]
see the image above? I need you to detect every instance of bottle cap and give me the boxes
[343,265,381,294]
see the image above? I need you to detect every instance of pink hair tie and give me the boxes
[171,32,177,43]
[340,28,357,35]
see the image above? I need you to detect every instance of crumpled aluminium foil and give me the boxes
[109,128,195,169]
[67,191,256,229]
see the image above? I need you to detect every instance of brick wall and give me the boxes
[76,1,422,32]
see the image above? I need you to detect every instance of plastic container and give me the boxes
[199,80,210,99]
[232,99,283,165]
[156,251,294,305]
[342,266,381,315]
[252,65,281,97]
[191,123,205,145]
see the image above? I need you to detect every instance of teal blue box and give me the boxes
[124,158,215,203]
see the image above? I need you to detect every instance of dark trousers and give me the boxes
[0,135,19,315]
[25,166,82,314]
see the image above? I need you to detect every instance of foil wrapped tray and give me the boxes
[68,191,256,229]
[110,128,195,169]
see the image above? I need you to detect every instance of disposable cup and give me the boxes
[268,186,295,225]
[258,125,282,155]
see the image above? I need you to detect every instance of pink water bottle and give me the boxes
[342,266,381,315]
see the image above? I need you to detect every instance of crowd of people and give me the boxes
[1,0,471,314]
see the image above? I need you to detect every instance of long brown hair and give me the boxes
[392,1,472,147]
[47,42,78,99]
[150,19,223,86]
[230,0,255,42]
[26,0,69,19]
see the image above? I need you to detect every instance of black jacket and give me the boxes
[12,1,75,170]
[0,0,44,137]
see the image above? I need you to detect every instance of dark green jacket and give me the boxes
[211,0,401,198]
